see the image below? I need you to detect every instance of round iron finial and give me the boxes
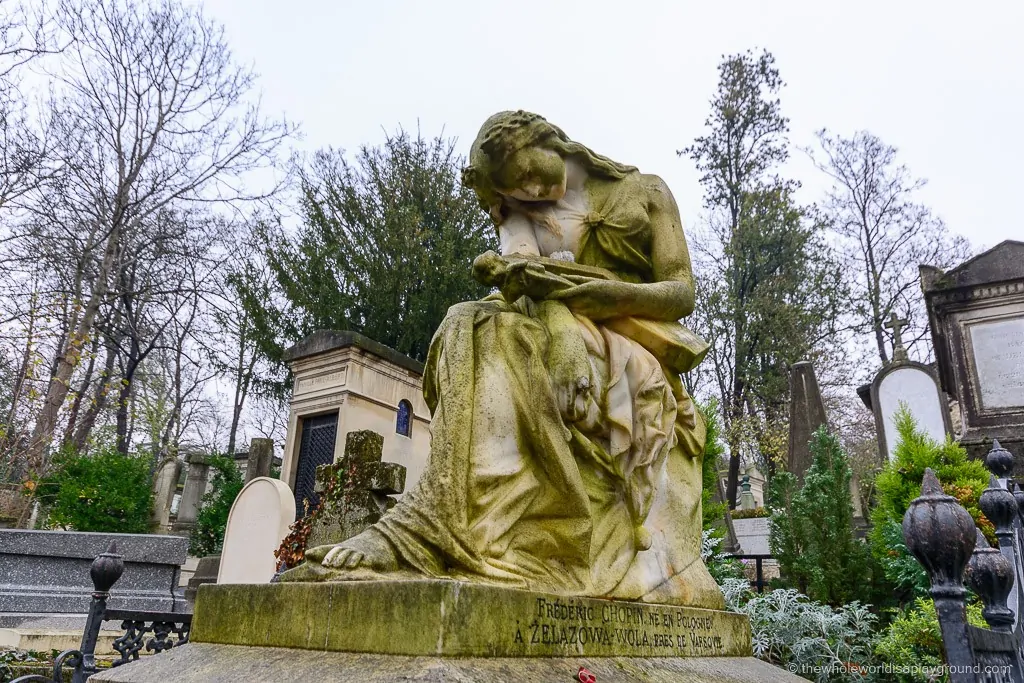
[90,541,125,594]
[1013,483,1024,520]
[986,439,1015,478]
[980,475,1018,535]
[902,468,977,594]
[966,528,1015,631]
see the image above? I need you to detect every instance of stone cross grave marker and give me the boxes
[884,312,910,362]
[218,477,296,584]
[305,430,407,548]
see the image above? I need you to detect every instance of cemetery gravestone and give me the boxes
[921,240,1024,463]
[217,477,295,585]
[867,314,953,460]
[244,438,274,483]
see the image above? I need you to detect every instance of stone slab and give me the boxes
[0,530,188,614]
[192,580,750,659]
[733,518,770,556]
[0,627,127,655]
[91,642,803,682]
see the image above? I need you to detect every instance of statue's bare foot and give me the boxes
[307,529,400,572]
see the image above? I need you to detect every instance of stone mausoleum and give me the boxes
[280,330,430,518]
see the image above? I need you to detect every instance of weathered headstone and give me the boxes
[787,361,828,482]
[150,457,182,532]
[244,438,274,484]
[170,453,210,535]
[184,554,219,603]
[921,240,1024,464]
[305,430,406,549]
[217,477,295,585]
[862,314,953,461]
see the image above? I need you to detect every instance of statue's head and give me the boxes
[462,111,636,223]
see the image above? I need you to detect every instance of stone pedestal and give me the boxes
[90,580,801,682]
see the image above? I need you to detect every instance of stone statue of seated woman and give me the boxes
[284,110,723,610]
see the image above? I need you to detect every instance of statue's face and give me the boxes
[492,146,567,203]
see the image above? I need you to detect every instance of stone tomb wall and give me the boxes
[281,334,430,498]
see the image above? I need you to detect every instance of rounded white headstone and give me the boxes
[877,366,948,460]
[217,477,296,585]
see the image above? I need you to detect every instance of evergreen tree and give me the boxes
[769,426,871,606]
[238,130,495,394]
[683,49,844,504]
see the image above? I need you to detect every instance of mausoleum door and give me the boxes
[294,412,338,520]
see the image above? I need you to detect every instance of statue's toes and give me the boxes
[304,545,332,563]
[324,547,349,568]
[344,551,364,569]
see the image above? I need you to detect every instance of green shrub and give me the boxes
[189,455,243,556]
[874,597,985,683]
[36,446,154,533]
[769,427,872,606]
[722,579,877,682]
[731,507,769,519]
[870,407,991,599]
[701,529,744,583]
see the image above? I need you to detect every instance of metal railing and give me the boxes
[9,543,192,683]
[903,440,1024,683]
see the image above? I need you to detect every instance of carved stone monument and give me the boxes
[787,361,828,481]
[921,240,1024,463]
[304,430,406,549]
[92,111,800,682]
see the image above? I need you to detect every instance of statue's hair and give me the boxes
[462,110,637,223]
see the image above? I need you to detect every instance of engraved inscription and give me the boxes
[969,317,1024,410]
[296,368,348,394]
[510,597,727,656]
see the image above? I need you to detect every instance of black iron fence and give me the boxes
[10,543,192,683]
[903,440,1024,683]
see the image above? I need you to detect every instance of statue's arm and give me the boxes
[546,175,695,322]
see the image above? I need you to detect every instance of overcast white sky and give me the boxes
[204,0,1021,252]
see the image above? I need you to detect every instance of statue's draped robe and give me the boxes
[342,176,721,608]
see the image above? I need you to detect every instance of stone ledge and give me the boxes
[91,643,802,682]
[192,580,751,659]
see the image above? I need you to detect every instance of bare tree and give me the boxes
[17,0,292,474]
[809,130,970,367]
